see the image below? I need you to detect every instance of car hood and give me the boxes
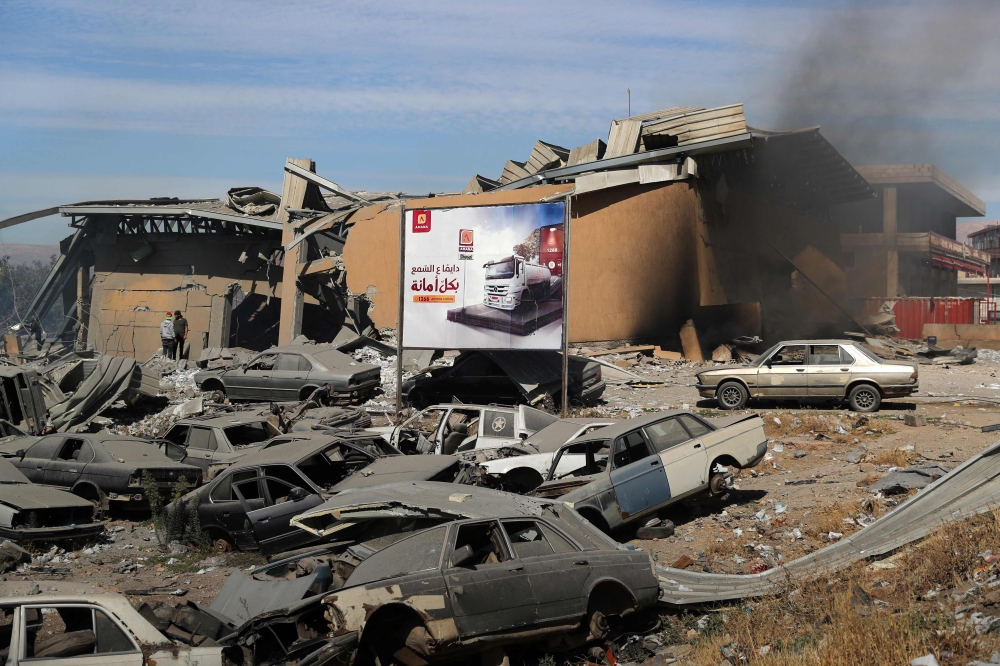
[0,483,94,511]
[698,365,757,378]
[330,455,459,491]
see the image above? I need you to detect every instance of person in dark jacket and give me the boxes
[173,310,188,361]
[159,312,175,358]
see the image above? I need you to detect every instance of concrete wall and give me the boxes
[88,233,278,360]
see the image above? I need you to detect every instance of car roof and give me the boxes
[173,413,270,426]
[570,410,702,444]
[237,433,378,465]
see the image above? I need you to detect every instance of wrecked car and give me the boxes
[0,434,202,510]
[695,340,919,412]
[179,433,472,555]
[193,343,381,404]
[0,582,223,665]
[403,350,605,408]
[270,482,659,666]
[0,458,104,543]
[159,412,282,475]
[373,403,559,454]
[533,411,767,534]
[479,418,616,492]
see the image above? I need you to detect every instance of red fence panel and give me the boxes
[859,297,979,340]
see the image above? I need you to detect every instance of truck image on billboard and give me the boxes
[402,202,565,350]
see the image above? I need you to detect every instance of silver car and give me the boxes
[695,340,918,412]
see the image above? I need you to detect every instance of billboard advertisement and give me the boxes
[402,202,565,350]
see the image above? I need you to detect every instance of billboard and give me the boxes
[402,202,565,350]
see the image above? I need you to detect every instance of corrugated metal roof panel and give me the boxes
[567,139,606,166]
[463,174,501,194]
[605,118,642,158]
[525,141,570,174]
[500,160,531,185]
[641,104,746,148]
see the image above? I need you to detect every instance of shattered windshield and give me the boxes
[403,408,447,436]
[485,260,514,280]
[225,422,278,447]
[550,440,611,479]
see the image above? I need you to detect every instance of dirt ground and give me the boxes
[6,357,1000,664]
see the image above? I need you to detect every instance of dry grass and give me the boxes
[873,448,917,468]
[658,509,1000,665]
[762,414,896,447]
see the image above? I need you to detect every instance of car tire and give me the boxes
[717,381,748,410]
[848,384,881,412]
[635,520,675,539]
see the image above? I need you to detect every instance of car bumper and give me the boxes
[881,383,918,398]
[743,440,768,468]
[334,380,380,404]
[0,521,105,543]
[577,380,606,401]
[696,383,718,397]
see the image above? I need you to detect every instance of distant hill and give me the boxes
[0,244,58,266]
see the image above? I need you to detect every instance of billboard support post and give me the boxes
[395,203,406,416]
[560,195,572,417]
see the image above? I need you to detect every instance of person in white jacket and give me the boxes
[159,312,175,358]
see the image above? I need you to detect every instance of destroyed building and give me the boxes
[2,104,989,359]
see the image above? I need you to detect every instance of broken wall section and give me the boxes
[89,232,279,360]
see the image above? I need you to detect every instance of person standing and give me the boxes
[172,310,189,361]
[159,312,175,358]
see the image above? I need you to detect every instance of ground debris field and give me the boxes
[6,355,1000,665]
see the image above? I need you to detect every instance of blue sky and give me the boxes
[1,0,998,244]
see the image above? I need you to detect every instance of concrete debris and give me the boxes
[711,344,733,362]
[905,413,928,427]
[846,443,867,463]
[871,465,951,495]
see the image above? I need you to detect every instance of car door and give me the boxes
[179,426,218,473]
[757,344,808,397]
[227,353,278,400]
[643,416,708,498]
[17,603,143,665]
[444,520,538,637]
[17,436,64,482]
[271,353,310,402]
[43,438,95,489]
[443,356,496,402]
[208,469,261,549]
[807,344,854,396]
[608,431,671,520]
[500,519,589,622]
[246,474,325,557]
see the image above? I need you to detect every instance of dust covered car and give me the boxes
[193,344,381,404]
[0,459,104,543]
[180,433,471,555]
[533,411,767,534]
[0,434,202,510]
[695,340,918,412]
[236,483,658,666]
[0,582,223,665]
[158,412,281,475]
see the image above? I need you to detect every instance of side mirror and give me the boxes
[15,449,25,460]
[518,432,528,441]
[289,487,309,501]
[241,363,248,373]
[451,544,475,567]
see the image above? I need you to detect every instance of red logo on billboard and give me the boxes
[412,210,431,233]
[459,229,474,251]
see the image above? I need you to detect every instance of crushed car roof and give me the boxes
[291,481,556,537]
[330,455,458,491]
[172,413,274,426]
[237,433,380,466]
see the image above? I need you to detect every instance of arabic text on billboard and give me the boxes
[402,202,565,350]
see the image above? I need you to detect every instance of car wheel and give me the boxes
[717,381,748,410]
[635,520,675,539]
[213,536,234,553]
[848,384,881,412]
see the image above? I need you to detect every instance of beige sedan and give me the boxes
[695,340,918,412]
